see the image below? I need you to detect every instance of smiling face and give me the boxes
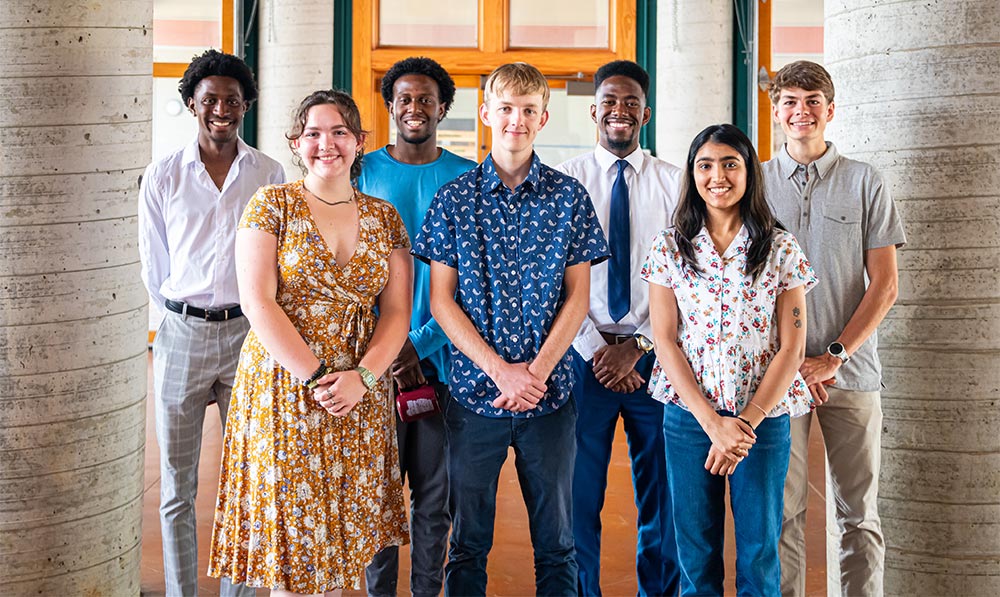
[293,103,365,182]
[479,91,549,159]
[693,141,748,218]
[592,75,650,157]
[188,75,247,147]
[390,73,446,146]
[773,86,835,145]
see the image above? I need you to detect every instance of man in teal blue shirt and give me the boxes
[359,56,474,597]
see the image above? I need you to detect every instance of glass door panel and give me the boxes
[378,0,477,47]
[509,0,609,48]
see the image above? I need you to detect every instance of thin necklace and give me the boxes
[304,183,356,206]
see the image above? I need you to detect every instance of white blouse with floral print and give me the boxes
[641,225,818,418]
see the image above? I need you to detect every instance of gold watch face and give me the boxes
[635,335,654,352]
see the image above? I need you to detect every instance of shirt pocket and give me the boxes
[822,203,862,226]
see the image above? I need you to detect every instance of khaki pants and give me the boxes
[780,387,885,597]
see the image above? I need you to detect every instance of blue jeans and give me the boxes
[663,403,790,597]
[571,349,679,596]
[443,397,578,597]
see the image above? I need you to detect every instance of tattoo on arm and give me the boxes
[793,306,802,328]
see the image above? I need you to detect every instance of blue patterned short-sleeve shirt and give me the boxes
[413,153,610,418]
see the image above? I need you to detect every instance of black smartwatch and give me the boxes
[827,341,850,363]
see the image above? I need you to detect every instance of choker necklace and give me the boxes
[305,184,356,207]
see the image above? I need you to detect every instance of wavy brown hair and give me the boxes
[286,89,369,179]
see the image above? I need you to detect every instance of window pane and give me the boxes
[389,88,479,161]
[153,0,222,63]
[152,77,198,161]
[771,0,825,155]
[533,85,595,166]
[509,0,608,48]
[379,0,476,47]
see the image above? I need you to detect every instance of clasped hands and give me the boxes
[704,416,757,476]
[592,342,645,393]
[311,369,367,417]
[490,361,547,413]
[801,354,840,406]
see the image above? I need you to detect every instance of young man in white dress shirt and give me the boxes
[138,49,285,597]
[556,60,681,597]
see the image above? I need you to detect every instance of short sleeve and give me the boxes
[863,168,906,251]
[239,184,285,236]
[641,230,678,288]
[384,202,411,250]
[775,232,818,294]
[412,185,457,267]
[566,186,610,266]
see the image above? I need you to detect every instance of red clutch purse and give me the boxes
[396,383,441,423]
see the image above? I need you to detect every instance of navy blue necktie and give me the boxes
[608,159,630,322]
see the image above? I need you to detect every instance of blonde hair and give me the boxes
[483,62,550,109]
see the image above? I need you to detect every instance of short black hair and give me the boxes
[178,49,259,105]
[380,57,457,115]
[594,60,650,99]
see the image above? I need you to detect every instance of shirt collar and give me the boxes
[777,141,838,180]
[594,144,645,176]
[483,152,542,194]
[694,224,750,258]
[181,136,252,170]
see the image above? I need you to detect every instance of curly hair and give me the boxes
[594,60,650,98]
[673,124,779,283]
[286,89,369,179]
[380,56,457,115]
[178,49,259,105]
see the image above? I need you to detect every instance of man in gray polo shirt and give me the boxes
[763,61,906,597]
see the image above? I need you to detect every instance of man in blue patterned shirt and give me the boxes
[413,62,610,596]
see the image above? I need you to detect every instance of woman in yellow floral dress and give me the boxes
[209,89,411,596]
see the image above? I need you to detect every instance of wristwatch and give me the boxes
[355,366,378,391]
[633,334,654,353]
[827,341,850,363]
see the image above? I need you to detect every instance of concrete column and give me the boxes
[0,1,151,595]
[655,0,733,166]
[256,0,335,178]
[825,1,1000,595]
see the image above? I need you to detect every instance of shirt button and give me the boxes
[804,196,809,201]
[511,334,519,342]
[804,212,809,217]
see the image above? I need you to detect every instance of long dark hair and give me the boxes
[673,124,778,283]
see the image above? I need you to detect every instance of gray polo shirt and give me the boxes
[763,142,905,391]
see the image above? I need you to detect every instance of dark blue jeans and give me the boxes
[570,349,679,596]
[443,397,578,597]
[663,403,790,597]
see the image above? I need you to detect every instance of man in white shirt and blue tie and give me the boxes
[557,60,682,597]
[138,50,285,597]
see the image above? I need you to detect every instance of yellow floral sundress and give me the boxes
[208,180,409,592]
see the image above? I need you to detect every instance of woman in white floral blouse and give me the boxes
[642,124,817,595]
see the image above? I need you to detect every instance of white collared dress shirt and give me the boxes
[557,144,682,361]
[138,136,286,310]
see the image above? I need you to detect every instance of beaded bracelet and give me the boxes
[304,361,332,389]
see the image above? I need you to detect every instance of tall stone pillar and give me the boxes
[256,0,335,177]
[825,1,1000,595]
[0,1,152,594]
[656,0,733,166]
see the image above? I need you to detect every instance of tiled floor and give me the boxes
[140,352,828,596]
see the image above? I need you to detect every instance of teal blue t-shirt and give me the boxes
[357,147,475,382]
